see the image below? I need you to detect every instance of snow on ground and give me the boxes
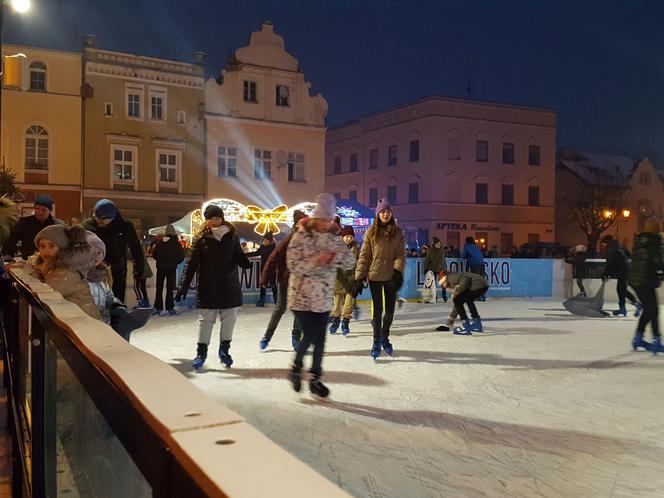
[132,299,664,498]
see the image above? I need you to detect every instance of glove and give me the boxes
[174,288,187,302]
[390,269,404,291]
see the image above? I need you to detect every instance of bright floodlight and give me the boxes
[11,0,31,13]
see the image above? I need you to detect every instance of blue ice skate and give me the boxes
[259,331,273,350]
[453,320,473,335]
[370,341,381,360]
[469,318,484,332]
[381,338,394,356]
[634,302,643,317]
[291,330,302,350]
[612,306,627,317]
[651,337,664,355]
[329,317,340,334]
[341,318,350,336]
[632,332,651,352]
[192,343,208,370]
[218,341,233,368]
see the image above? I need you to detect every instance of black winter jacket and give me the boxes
[247,243,276,284]
[180,223,252,309]
[152,237,184,270]
[602,240,630,279]
[628,232,664,289]
[2,214,63,259]
[83,214,144,277]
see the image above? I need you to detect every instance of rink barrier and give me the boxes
[2,268,351,498]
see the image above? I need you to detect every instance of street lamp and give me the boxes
[10,0,30,13]
[603,209,613,219]
[616,208,630,239]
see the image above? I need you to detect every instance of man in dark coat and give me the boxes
[83,198,144,303]
[247,231,277,307]
[2,194,62,259]
[152,224,185,316]
[601,234,640,316]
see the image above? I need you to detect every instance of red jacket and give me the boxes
[261,233,294,288]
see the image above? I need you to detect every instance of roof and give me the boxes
[557,152,638,186]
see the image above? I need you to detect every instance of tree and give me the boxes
[0,159,18,198]
[559,166,629,254]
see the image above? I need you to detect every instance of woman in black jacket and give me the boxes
[175,205,252,369]
[628,219,664,353]
[152,224,185,316]
[246,232,277,307]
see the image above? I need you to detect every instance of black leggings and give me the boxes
[292,311,328,377]
[260,284,278,303]
[616,278,637,308]
[453,287,488,321]
[634,287,659,338]
[369,281,397,340]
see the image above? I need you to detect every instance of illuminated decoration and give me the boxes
[245,204,289,236]
[337,205,361,218]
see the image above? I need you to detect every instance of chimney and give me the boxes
[82,34,97,48]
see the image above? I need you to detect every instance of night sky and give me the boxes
[5,0,664,164]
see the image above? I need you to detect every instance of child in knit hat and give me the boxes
[29,224,100,319]
[328,225,360,336]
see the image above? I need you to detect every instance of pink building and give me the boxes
[324,96,557,253]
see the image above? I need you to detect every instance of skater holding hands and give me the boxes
[287,194,355,397]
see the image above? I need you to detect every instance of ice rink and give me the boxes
[132,298,664,498]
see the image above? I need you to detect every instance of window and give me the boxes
[288,152,305,182]
[217,146,237,178]
[157,150,180,187]
[500,233,513,254]
[243,80,257,102]
[149,88,167,121]
[349,190,357,201]
[388,145,397,166]
[350,153,358,172]
[528,144,540,166]
[177,110,186,125]
[334,192,342,201]
[409,140,420,162]
[254,149,272,180]
[501,184,514,205]
[502,143,515,164]
[126,85,144,118]
[104,102,113,117]
[25,125,48,170]
[475,183,488,204]
[387,185,397,205]
[448,137,461,160]
[111,145,136,184]
[369,148,378,169]
[334,156,341,175]
[369,188,378,208]
[408,182,419,204]
[639,172,651,185]
[476,140,488,162]
[29,62,46,92]
[275,85,289,106]
[528,185,540,206]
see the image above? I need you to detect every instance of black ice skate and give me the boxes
[309,377,330,398]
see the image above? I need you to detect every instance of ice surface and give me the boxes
[132,299,664,498]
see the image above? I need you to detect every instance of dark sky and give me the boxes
[6,0,664,163]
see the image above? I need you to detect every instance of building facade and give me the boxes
[325,97,557,253]
[82,39,206,233]
[1,44,82,221]
[205,22,328,210]
[556,151,664,250]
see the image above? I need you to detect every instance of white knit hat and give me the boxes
[313,193,337,220]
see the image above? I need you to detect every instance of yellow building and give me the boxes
[205,22,328,210]
[1,44,82,221]
[83,37,206,233]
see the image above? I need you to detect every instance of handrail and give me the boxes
[4,268,350,498]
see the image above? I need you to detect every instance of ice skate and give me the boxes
[633,302,643,317]
[612,306,627,317]
[289,366,302,392]
[381,338,394,356]
[291,330,302,350]
[192,343,208,370]
[167,309,177,316]
[329,317,340,334]
[370,341,381,360]
[435,324,450,331]
[218,341,233,368]
[469,318,484,332]
[309,377,330,398]
[341,318,350,336]
[453,320,473,335]
[152,308,162,316]
[651,337,664,355]
[259,331,273,350]
[631,332,651,351]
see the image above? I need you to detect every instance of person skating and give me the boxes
[565,244,588,297]
[438,271,489,335]
[355,199,406,359]
[258,210,307,350]
[627,220,664,353]
[175,204,252,369]
[423,236,447,302]
[152,224,185,316]
[83,199,145,303]
[286,194,355,397]
[601,234,642,317]
[329,226,360,336]
[247,232,277,307]
[461,236,486,301]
